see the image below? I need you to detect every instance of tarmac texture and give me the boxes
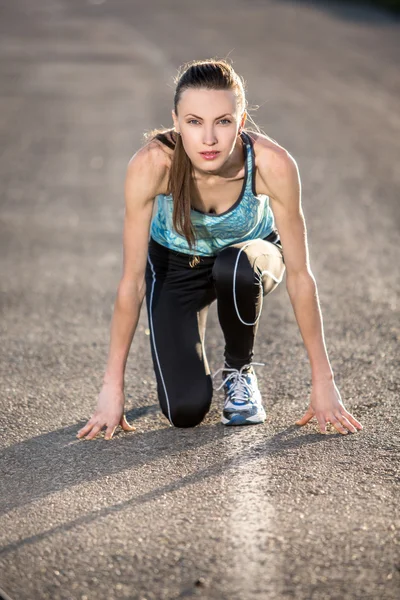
[0,1,399,599]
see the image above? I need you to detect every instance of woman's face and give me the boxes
[172,88,245,174]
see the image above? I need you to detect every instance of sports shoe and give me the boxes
[212,362,266,426]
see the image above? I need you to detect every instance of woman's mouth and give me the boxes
[199,151,220,160]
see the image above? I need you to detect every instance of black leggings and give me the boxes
[145,230,285,428]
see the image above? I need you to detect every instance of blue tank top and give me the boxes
[150,131,275,256]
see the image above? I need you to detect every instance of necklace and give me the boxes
[189,255,200,268]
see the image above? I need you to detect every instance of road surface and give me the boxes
[0,0,399,599]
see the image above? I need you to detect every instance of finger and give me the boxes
[342,410,363,430]
[295,409,314,426]
[120,414,136,431]
[330,416,348,435]
[76,421,95,438]
[335,413,357,433]
[316,417,327,435]
[84,423,104,440]
[104,425,117,440]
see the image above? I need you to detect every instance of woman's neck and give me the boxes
[192,134,245,183]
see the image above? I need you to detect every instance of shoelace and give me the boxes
[212,362,265,402]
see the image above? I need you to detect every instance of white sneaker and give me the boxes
[212,362,266,426]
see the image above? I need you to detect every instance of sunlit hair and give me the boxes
[145,58,262,250]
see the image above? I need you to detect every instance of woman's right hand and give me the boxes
[76,383,136,440]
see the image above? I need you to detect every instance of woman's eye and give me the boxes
[187,119,231,125]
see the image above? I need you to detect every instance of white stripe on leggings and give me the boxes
[147,255,174,425]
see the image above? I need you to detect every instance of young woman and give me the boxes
[77,59,363,440]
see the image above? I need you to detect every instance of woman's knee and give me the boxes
[159,381,213,428]
[259,250,286,295]
[166,398,212,428]
[212,246,255,291]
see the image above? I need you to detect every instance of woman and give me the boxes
[77,58,362,439]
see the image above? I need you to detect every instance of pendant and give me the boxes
[189,255,200,268]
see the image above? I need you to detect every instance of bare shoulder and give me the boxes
[246,130,299,197]
[125,138,171,201]
[150,130,176,157]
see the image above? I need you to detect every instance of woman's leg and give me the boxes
[145,240,216,428]
[212,232,285,370]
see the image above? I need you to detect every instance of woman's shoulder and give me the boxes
[245,130,298,195]
[126,134,173,197]
[142,129,176,162]
[245,130,289,162]
[151,129,177,153]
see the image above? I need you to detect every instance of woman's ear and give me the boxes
[172,110,180,134]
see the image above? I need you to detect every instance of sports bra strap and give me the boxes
[155,131,176,150]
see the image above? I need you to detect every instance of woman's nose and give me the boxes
[202,130,218,146]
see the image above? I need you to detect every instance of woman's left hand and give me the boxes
[295,378,363,435]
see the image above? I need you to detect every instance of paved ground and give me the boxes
[0,1,399,599]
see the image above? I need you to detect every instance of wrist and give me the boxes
[312,370,334,384]
[310,357,334,383]
[102,374,124,390]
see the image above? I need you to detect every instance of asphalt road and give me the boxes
[0,1,399,599]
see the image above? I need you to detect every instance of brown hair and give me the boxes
[145,58,259,250]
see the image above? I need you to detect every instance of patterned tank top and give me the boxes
[150,130,275,257]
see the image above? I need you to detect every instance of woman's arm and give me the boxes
[258,145,362,434]
[76,142,168,440]
[266,152,331,381]
[102,143,168,389]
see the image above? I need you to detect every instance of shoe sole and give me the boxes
[221,411,266,426]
